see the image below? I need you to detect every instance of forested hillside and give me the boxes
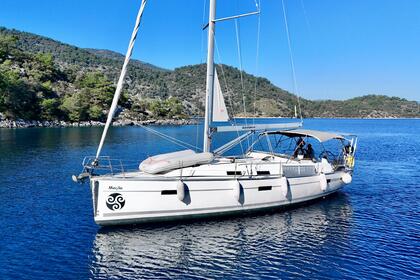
[0,27,418,123]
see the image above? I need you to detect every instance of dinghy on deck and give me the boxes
[139,150,214,174]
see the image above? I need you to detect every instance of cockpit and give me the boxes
[245,129,358,170]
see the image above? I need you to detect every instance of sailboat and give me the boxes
[73,0,358,226]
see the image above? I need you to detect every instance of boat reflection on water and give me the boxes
[90,193,353,279]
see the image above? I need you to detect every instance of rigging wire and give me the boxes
[214,37,245,156]
[234,2,251,150]
[253,2,261,120]
[234,18,249,136]
[281,0,303,121]
[252,0,261,146]
[195,0,209,152]
[234,18,247,119]
[299,0,311,33]
[139,124,202,151]
[214,39,236,119]
[214,0,262,155]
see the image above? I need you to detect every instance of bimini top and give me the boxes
[264,129,345,143]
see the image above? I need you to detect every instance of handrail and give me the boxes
[82,156,139,176]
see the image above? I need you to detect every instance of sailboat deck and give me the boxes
[95,153,322,181]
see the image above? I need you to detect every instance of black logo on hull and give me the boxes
[106,193,125,211]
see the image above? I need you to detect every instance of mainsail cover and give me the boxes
[212,70,229,122]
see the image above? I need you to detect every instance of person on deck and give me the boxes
[343,144,352,155]
[304,143,315,160]
[293,137,305,157]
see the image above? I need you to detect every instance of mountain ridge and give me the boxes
[0,26,418,122]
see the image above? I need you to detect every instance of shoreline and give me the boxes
[233,116,420,120]
[0,118,197,128]
[1,117,419,129]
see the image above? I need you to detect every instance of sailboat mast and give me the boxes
[203,0,217,152]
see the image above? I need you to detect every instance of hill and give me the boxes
[0,26,418,123]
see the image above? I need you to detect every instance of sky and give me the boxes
[1,0,419,101]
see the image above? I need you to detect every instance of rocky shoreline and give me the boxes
[0,118,197,128]
[1,116,418,129]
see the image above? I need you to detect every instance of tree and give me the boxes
[145,97,184,118]
[88,104,103,120]
[0,68,39,119]
[166,97,183,118]
[0,34,18,60]
[75,72,115,121]
[149,99,167,117]
[40,98,61,120]
[60,92,88,122]
[31,53,58,82]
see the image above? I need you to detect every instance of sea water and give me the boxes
[0,119,419,279]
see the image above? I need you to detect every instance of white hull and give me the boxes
[77,0,357,227]
[89,154,351,226]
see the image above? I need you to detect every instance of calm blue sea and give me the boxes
[0,119,419,279]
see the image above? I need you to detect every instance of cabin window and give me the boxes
[258,186,272,191]
[257,170,270,175]
[227,171,242,175]
[161,190,177,195]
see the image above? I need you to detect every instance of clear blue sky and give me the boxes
[1,0,419,101]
